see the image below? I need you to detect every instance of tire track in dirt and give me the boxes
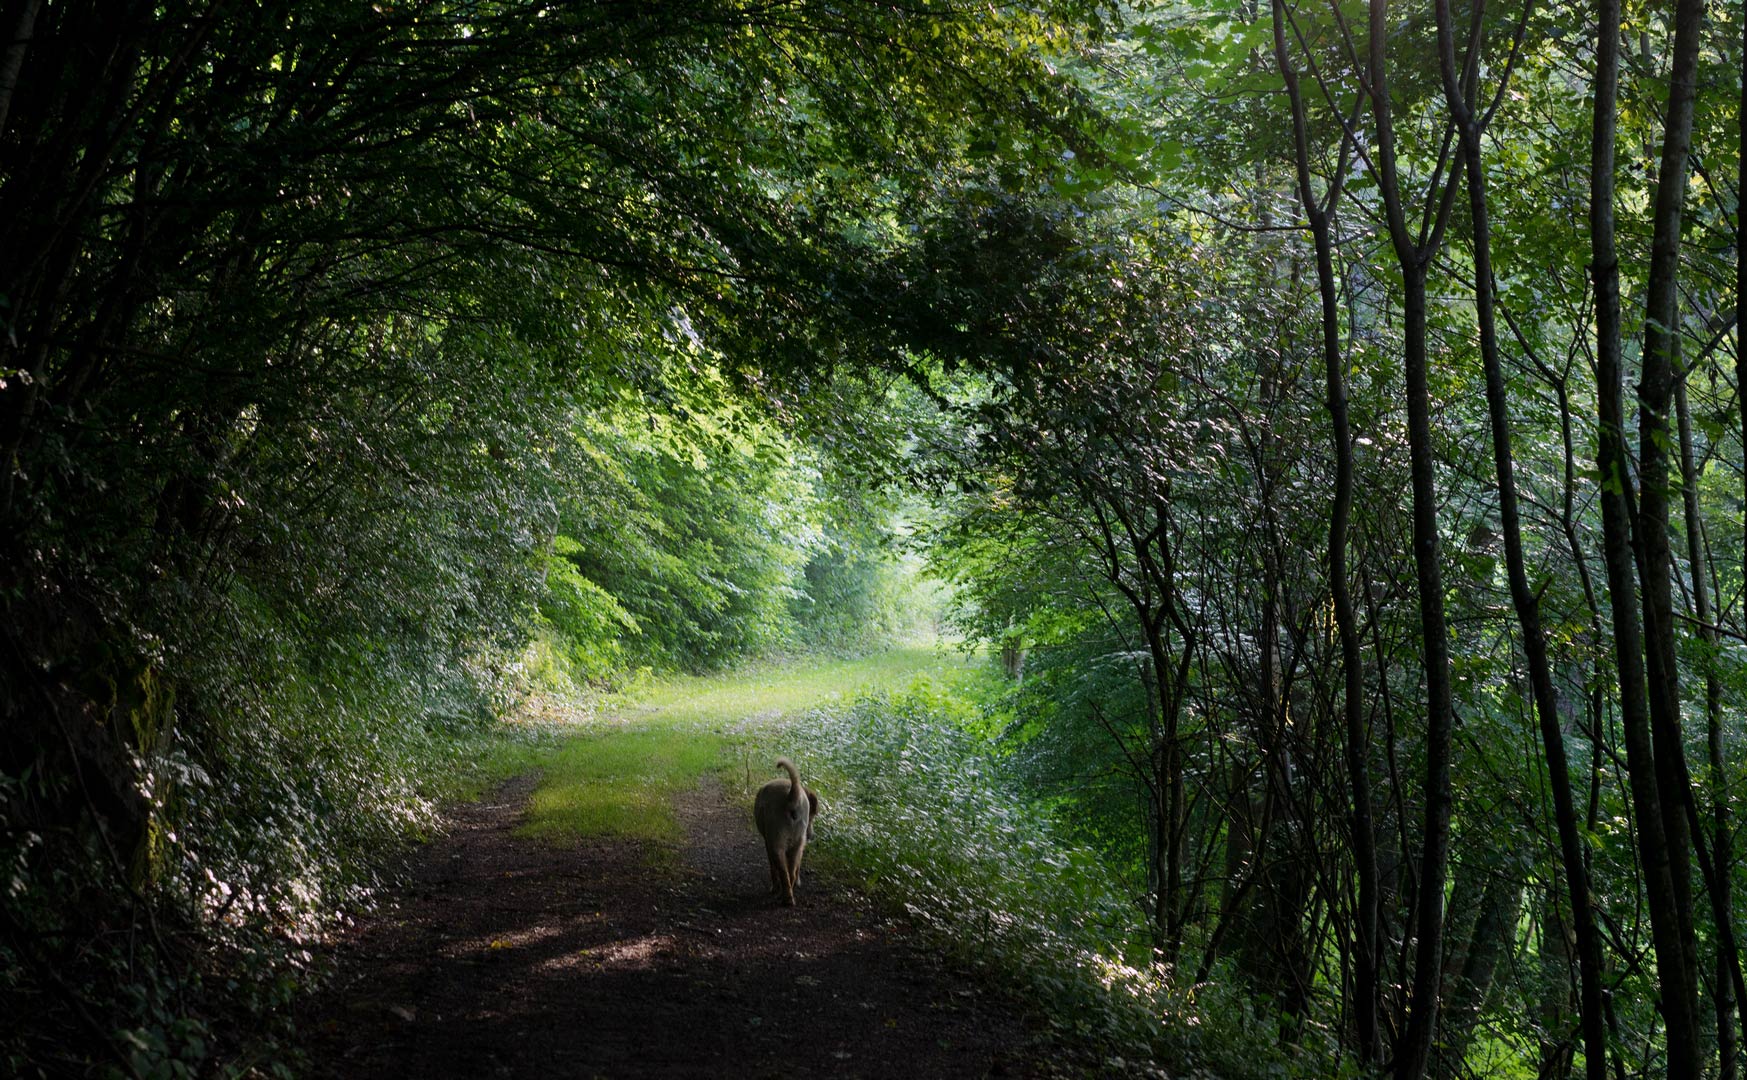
[300,772,1074,1078]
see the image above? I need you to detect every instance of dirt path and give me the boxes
[300,772,1076,1078]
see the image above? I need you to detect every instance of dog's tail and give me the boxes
[775,757,803,808]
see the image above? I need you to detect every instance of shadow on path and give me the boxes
[300,772,1063,1078]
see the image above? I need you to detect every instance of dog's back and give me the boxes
[754,758,813,905]
[754,757,809,842]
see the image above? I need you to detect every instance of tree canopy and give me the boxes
[1,0,1741,1077]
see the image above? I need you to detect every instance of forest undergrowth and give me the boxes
[512,646,987,845]
[516,644,1306,1079]
[764,678,1314,1079]
[3,3,1739,1078]
[527,644,1331,1078]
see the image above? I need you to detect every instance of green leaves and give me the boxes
[792,686,1302,1075]
[0,1,1119,1068]
[536,399,826,677]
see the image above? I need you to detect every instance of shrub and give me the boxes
[783,685,1325,1078]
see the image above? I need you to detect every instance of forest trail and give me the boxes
[301,661,1075,1079]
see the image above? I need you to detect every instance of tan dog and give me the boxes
[754,758,819,905]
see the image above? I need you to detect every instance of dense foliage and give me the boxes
[790,684,1299,1075]
[906,1,1745,1077]
[1,0,1741,1077]
[0,1,1101,1072]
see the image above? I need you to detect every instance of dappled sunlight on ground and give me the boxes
[302,762,1069,1079]
[458,922,567,959]
[298,648,1100,1077]
[585,931,680,970]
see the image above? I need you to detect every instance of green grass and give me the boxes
[446,730,552,803]
[520,728,725,843]
[514,645,993,845]
[608,644,994,728]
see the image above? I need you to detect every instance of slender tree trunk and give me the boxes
[1428,3,1608,1072]
[1143,620,1191,961]
[1726,8,1740,1069]
[1538,888,1578,1080]
[1270,1,1376,1057]
[1363,0,1463,1062]
[1154,735,1173,941]
[1676,376,1739,1080]
[1636,0,1705,1052]
[1545,354,1622,1079]
[1589,0,1703,1070]
[0,0,41,139]
[1390,255,1458,1080]
[1730,12,1746,1071]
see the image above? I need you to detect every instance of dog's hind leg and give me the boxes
[765,843,787,899]
[787,838,807,897]
[771,844,796,906]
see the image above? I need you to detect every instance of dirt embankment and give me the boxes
[300,773,1085,1079]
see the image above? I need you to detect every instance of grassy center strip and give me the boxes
[513,646,989,846]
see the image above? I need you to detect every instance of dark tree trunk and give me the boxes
[1359,3,1465,1072]
[1391,261,1458,1080]
[1589,0,1703,1069]
[1269,0,1376,1055]
[1636,0,1705,1058]
[1727,10,1746,1074]
[0,0,42,137]
[1537,889,1577,1080]
[1676,376,1741,1080]
[1428,1,1609,1072]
